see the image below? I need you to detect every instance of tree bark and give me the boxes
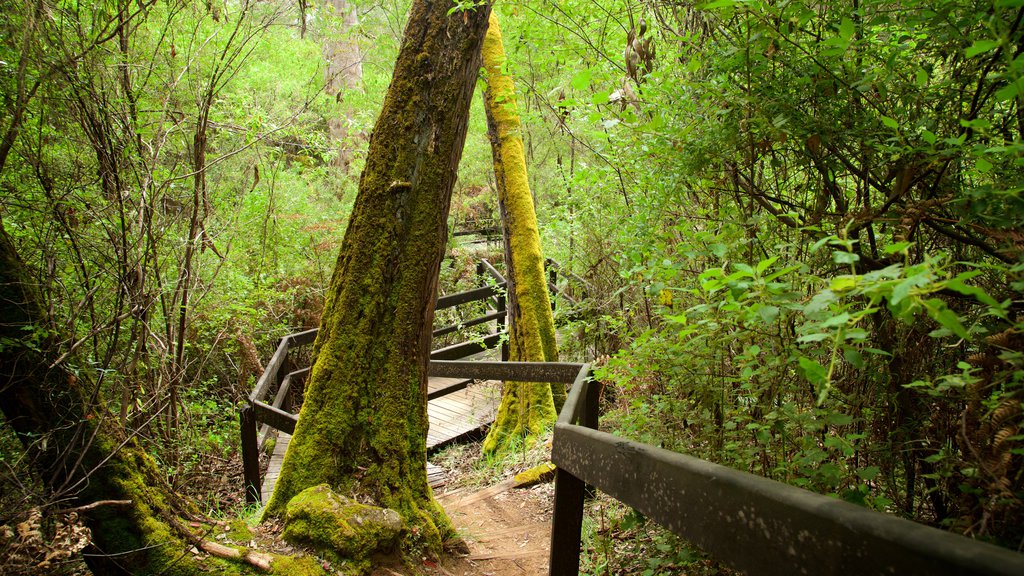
[479,12,561,458]
[263,0,493,554]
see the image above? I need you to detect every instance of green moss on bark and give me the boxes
[262,0,493,557]
[480,12,562,458]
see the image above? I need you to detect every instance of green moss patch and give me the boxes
[513,462,557,488]
[283,484,403,571]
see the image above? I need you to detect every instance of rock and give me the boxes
[282,484,403,562]
[513,462,557,488]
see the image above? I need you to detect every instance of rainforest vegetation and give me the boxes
[0,0,1022,574]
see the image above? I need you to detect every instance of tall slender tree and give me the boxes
[263,0,493,553]
[479,12,562,457]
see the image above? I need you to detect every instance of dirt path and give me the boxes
[438,479,553,575]
[369,478,555,576]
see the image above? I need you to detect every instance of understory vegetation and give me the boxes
[1,0,1022,573]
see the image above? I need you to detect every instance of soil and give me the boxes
[368,478,554,576]
[436,479,554,575]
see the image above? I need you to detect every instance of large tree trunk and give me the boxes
[479,12,561,458]
[0,221,229,575]
[263,0,492,553]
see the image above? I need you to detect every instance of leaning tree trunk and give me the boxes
[479,12,562,458]
[0,221,236,575]
[263,0,492,553]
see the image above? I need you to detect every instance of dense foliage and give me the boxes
[505,0,1023,550]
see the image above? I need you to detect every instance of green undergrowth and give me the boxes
[431,429,554,491]
[580,496,736,576]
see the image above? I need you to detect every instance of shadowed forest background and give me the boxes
[1,0,1022,573]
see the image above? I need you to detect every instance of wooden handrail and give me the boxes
[548,370,1024,576]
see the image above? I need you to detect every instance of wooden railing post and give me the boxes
[497,292,508,361]
[549,466,587,576]
[550,376,596,575]
[240,403,261,504]
[548,261,558,311]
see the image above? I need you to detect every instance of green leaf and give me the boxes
[924,298,969,339]
[758,305,781,323]
[844,348,864,368]
[833,250,860,265]
[799,356,829,389]
[891,273,930,306]
[880,116,898,130]
[975,157,993,173]
[883,241,913,254]
[838,18,855,42]
[995,80,1022,102]
[822,312,851,328]
[701,0,738,9]
[915,69,929,87]
[570,69,592,90]
[756,256,779,274]
[945,277,1001,309]
[965,40,1000,58]
[856,466,881,481]
[826,412,853,426]
[798,333,831,343]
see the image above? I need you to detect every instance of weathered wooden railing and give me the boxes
[548,368,1024,576]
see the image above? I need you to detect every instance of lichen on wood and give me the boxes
[479,12,562,458]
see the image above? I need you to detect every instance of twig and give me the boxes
[55,499,132,514]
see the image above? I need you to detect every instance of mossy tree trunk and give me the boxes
[479,12,562,459]
[0,221,228,576]
[263,0,493,553]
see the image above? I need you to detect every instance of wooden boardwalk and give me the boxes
[260,374,501,503]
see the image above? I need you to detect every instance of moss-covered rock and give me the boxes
[283,484,403,567]
[513,462,557,488]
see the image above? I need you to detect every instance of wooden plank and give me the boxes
[426,381,501,450]
[287,328,319,347]
[427,376,472,400]
[477,259,505,284]
[429,333,503,360]
[249,338,290,402]
[431,360,585,384]
[551,423,1024,576]
[427,462,448,488]
[432,309,505,337]
[240,405,261,504]
[262,434,448,502]
[262,431,291,503]
[436,284,504,310]
[253,401,298,434]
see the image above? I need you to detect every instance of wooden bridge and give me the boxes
[240,258,1024,575]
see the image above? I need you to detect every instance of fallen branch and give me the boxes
[197,540,273,572]
[55,499,132,514]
